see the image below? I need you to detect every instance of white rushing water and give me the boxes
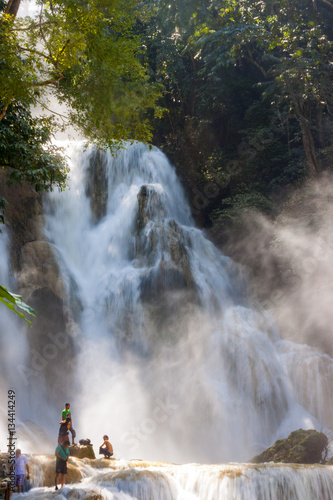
[8,456,333,500]
[1,141,333,499]
[40,141,332,463]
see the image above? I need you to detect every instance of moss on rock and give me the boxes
[250,429,328,464]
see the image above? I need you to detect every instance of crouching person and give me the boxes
[55,440,70,490]
[99,435,113,458]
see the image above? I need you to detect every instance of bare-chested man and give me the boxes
[99,435,113,458]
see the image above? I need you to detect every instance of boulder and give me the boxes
[250,429,328,464]
[69,445,96,460]
[35,455,83,487]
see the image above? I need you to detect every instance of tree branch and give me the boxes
[5,0,21,18]
[245,51,267,78]
[10,20,57,32]
[34,99,69,122]
[29,74,64,88]
[17,45,54,62]
[319,0,333,10]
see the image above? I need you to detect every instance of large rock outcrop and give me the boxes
[69,445,96,460]
[135,185,200,347]
[250,429,328,464]
[0,173,78,400]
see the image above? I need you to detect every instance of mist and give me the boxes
[223,174,333,357]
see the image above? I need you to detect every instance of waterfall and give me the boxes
[0,230,31,439]
[1,139,333,496]
[34,141,331,465]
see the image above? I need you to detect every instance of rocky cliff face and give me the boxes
[0,173,77,400]
[135,185,199,347]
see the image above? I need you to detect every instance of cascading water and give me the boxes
[1,141,333,499]
[41,141,331,462]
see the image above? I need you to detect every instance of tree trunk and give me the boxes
[5,0,21,17]
[299,120,320,176]
[317,104,324,148]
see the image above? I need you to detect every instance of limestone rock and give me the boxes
[69,445,96,460]
[250,429,328,464]
[67,491,103,500]
[18,241,65,301]
[0,173,77,403]
[85,149,108,223]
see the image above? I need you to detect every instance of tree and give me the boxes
[0,0,162,147]
[195,0,333,176]
[0,0,163,219]
[0,103,68,190]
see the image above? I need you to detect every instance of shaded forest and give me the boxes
[138,0,333,236]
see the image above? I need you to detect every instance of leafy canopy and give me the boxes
[0,0,163,146]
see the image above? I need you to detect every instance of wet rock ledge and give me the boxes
[250,429,329,464]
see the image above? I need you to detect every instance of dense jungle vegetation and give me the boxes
[1,0,333,236]
[140,0,333,235]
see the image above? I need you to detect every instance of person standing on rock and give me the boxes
[99,435,113,458]
[15,449,29,494]
[55,440,70,490]
[61,403,76,445]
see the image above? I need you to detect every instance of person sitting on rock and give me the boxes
[99,435,113,458]
[58,417,71,445]
[61,403,76,445]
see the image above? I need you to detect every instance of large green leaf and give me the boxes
[0,285,36,326]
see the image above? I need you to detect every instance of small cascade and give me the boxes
[278,340,333,429]
[9,457,333,500]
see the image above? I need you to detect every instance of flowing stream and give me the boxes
[1,141,333,498]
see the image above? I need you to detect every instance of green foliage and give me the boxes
[212,191,273,224]
[0,0,162,147]
[0,103,68,190]
[140,0,333,233]
[0,196,7,226]
[0,284,36,325]
[0,0,163,225]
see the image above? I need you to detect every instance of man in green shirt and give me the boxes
[61,403,76,445]
[54,440,70,490]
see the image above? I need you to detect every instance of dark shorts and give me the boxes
[99,447,113,457]
[69,426,76,438]
[15,474,25,486]
[56,459,67,475]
